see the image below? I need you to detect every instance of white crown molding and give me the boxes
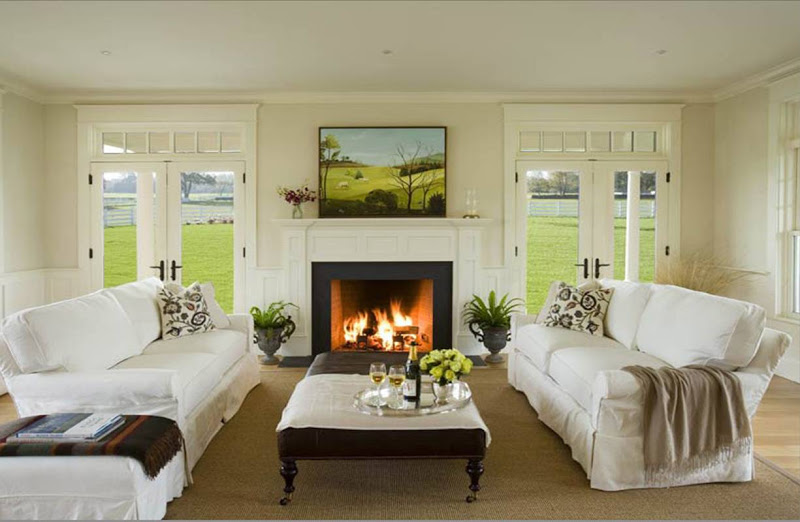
[0,69,46,103]
[40,89,713,105]
[712,57,800,102]
[2,58,798,106]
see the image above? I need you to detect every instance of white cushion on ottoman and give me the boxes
[0,453,185,520]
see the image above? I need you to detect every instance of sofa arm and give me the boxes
[591,370,643,433]
[226,313,257,354]
[6,369,179,417]
[510,313,538,342]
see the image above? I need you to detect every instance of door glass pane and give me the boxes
[526,170,581,311]
[613,172,628,280]
[180,170,235,312]
[103,172,137,287]
[639,172,657,282]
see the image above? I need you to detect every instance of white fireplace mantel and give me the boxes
[254,217,505,357]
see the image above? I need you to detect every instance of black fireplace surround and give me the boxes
[311,261,453,356]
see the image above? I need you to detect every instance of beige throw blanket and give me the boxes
[623,365,752,486]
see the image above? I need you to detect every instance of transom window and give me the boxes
[100,130,242,155]
[518,129,660,154]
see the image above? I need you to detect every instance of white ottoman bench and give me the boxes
[0,415,187,520]
[0,453,186,520]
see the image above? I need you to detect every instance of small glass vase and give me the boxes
[291,204,303,219]
[432,381,455,404]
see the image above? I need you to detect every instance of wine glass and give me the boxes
[387,365,406,409]
[369,362,387,406]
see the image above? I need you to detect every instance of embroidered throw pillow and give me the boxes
[543,282,613,336]
[158,282,216,339]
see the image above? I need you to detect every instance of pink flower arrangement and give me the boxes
[277,183,317,206]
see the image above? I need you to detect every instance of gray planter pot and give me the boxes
[468,323,511,364]
[255,318,296,365]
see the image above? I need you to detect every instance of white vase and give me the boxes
[432,382,455,403]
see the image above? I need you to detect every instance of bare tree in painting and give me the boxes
[418,170,440,211]
[387,142,426,212]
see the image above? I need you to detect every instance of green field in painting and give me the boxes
[526,217,655,312]
[321,165,445,214]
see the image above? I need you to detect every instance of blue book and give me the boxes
[15,413,124,441]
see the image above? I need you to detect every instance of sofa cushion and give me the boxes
[548,346,670,412]
[164,282,230,330]
[113,350,236,416]
[106,278,163,348]
[144,329,246,364]
[516,323,625,372]
[158,283,216,340]
[598,279,652,349]
[1,291,141,373]
[542,282,613,337]
[635,285,766,370]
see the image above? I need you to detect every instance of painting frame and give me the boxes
[318,126,447,218]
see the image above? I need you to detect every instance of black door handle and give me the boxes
[574,258,589,279]
[594,258,611,278]
[170,260,183,281]
[149,260,165,281]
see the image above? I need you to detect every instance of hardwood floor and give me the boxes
[0,363,798,478]
[752,376,800,477]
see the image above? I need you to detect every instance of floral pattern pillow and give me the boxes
[158,282,216,339]
[543,282,613,336]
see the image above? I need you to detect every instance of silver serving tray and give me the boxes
[353,381,472,417]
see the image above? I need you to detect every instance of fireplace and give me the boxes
[311,262,453,356]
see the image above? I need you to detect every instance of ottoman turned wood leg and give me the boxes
[279,460,298,505]
[465,458,484,502]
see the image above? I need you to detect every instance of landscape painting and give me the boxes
[319,127,446,217]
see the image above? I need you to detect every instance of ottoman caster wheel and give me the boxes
[279,497,291,506]
[466,494,476,503]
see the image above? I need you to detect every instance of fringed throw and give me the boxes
[622,365,752,487]
[0,415,184,479]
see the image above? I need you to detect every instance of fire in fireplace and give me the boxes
[312,261,453,356]
[331,279,433,352]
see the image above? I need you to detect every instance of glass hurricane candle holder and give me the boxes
[464,188,480,219]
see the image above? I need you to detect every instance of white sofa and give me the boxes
[508,279,791,491]
[0,277,261,470]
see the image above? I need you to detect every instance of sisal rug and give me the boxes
[166,368,800,520]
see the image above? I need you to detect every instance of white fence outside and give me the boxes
[529,199,655,218]
[104,205,234,227]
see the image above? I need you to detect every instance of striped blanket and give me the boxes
[0,415,183,479]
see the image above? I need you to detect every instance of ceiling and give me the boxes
[0,0,799,98]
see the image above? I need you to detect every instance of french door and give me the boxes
[517,160,669,312]
[90,161,245,312]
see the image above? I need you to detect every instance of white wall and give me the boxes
[1,92,46,272]
[256,103,505,268]
[714,86,799,381]
[44,104,78,268]
[680,103,715,255]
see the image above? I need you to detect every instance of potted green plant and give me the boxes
[419,348,473,403]
[463,291,524,363]
[250,301,297,365]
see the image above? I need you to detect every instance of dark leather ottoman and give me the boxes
[277,352,487,504]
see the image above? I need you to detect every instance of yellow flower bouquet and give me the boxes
[419,348,473,385]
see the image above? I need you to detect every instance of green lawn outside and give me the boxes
[526,217,655,312]
[104,223,234,312]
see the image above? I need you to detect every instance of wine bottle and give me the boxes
[404,343,421,402]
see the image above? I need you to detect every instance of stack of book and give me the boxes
[13,413,125,443]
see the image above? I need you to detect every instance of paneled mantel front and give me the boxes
[251,218,505,357]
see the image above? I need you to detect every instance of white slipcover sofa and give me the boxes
[0,278,261,469]
[508,279,791,491]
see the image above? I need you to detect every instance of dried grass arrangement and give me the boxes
[655,252,751,296]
